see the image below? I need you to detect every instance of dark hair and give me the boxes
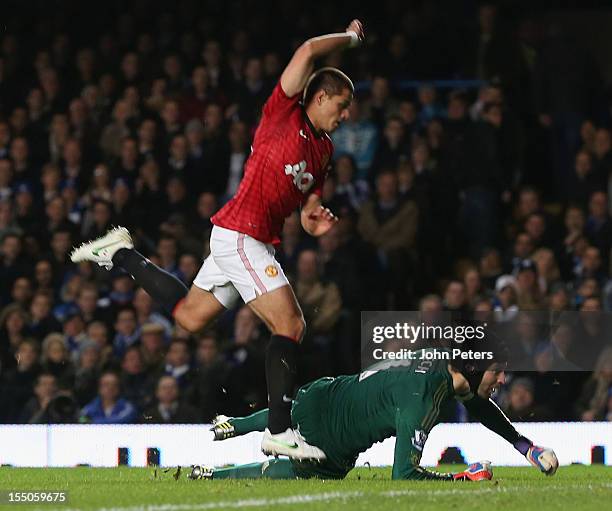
[449,317,509,390]
[303,67,354,106]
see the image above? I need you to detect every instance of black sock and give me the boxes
[112,248,188,315]
[266,335,298,434]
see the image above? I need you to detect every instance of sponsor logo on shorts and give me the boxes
[265,265,279,277]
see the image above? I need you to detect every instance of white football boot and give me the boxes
[70,226,134,270]
[261,428,326,461]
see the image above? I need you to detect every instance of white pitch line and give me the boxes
[41,482,612,511]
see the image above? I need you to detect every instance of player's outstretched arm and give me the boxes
[301,193,338,237]
[280,19,364,97]
[460,393,559,476]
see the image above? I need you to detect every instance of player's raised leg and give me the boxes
[69,227,225,333]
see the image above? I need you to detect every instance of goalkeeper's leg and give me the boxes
[189,459,296,480]
[216,459,296,479]
[211,409,271,440]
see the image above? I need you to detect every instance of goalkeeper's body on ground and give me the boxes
[190,348,559,481]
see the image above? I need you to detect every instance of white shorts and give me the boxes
[193,225,289,308]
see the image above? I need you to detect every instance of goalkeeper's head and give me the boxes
[449,319,509,399]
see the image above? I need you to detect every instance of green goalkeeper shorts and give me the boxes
[290,377,356,480]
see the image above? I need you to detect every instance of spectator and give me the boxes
[515,259,545,310]
[112,307,139,357]
[81,371,137,424]
[331,98,379,180]
[132,287,172,336]
[417,85,445,125]
[178,254,200,286]
[506,232,534,274]
[19,372,58,424]
[576,347,612,421]
[362,76,399,128]
[73,340,101,407]
[574,246,607,289]
[443,281,468,313]
[585,191,612,268]
[531,248,561,294]
[0,233,29,304]
[41,332,75,389]
[139,322,166,374]
[493,275,519,321]
[371,116,410,178]
[99,100,133,158]
[463,268,488,308]
[189,335,229,422]
[358,170,418,307]
[295,249,342,339]
[1,339,41,422]
[120,346,154,412]
[568,150,602,207]
[332,155,369,213]
[223,306,266,416]
[163,339,194,389]
[63,312,88,360]
[11,276,33,309]
[224,121,249,200]
[143,375,200,424]
[592,128,612,183]
[137,119,159,162]
[0,303,30,368]
[502,377,552,422]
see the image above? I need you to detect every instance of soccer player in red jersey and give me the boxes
[71,19,365,460]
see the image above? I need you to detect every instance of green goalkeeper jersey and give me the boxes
[291,350,455,480]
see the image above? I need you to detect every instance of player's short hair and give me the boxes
[303,67,354,105]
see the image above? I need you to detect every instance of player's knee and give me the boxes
[174,305,206,333]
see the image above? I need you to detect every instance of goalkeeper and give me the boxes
[190,344,558,481]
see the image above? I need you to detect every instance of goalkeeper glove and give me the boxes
[453,461,493,481]
[526,446,559,476]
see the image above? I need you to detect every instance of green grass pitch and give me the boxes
[0,465,610,510]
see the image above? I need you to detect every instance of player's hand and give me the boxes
[307,205,338,236]
[346,19,365,44]
[526,446,558,476]
[453,461,493,481]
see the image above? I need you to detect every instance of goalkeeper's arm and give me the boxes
[459,392,558,475]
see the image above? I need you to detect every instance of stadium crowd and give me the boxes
[0,0,611,425]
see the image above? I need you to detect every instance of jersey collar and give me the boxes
[302,106,324,139]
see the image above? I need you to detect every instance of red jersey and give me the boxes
[212,82,333,244]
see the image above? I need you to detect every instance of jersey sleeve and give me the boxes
[261,81,300,123]
[458,392,523,447]
[392,409,454,480]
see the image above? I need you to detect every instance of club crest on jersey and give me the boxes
[265,265,279,277]
[284,160,314,193]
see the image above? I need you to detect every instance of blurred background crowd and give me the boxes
[0,0,611,426]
